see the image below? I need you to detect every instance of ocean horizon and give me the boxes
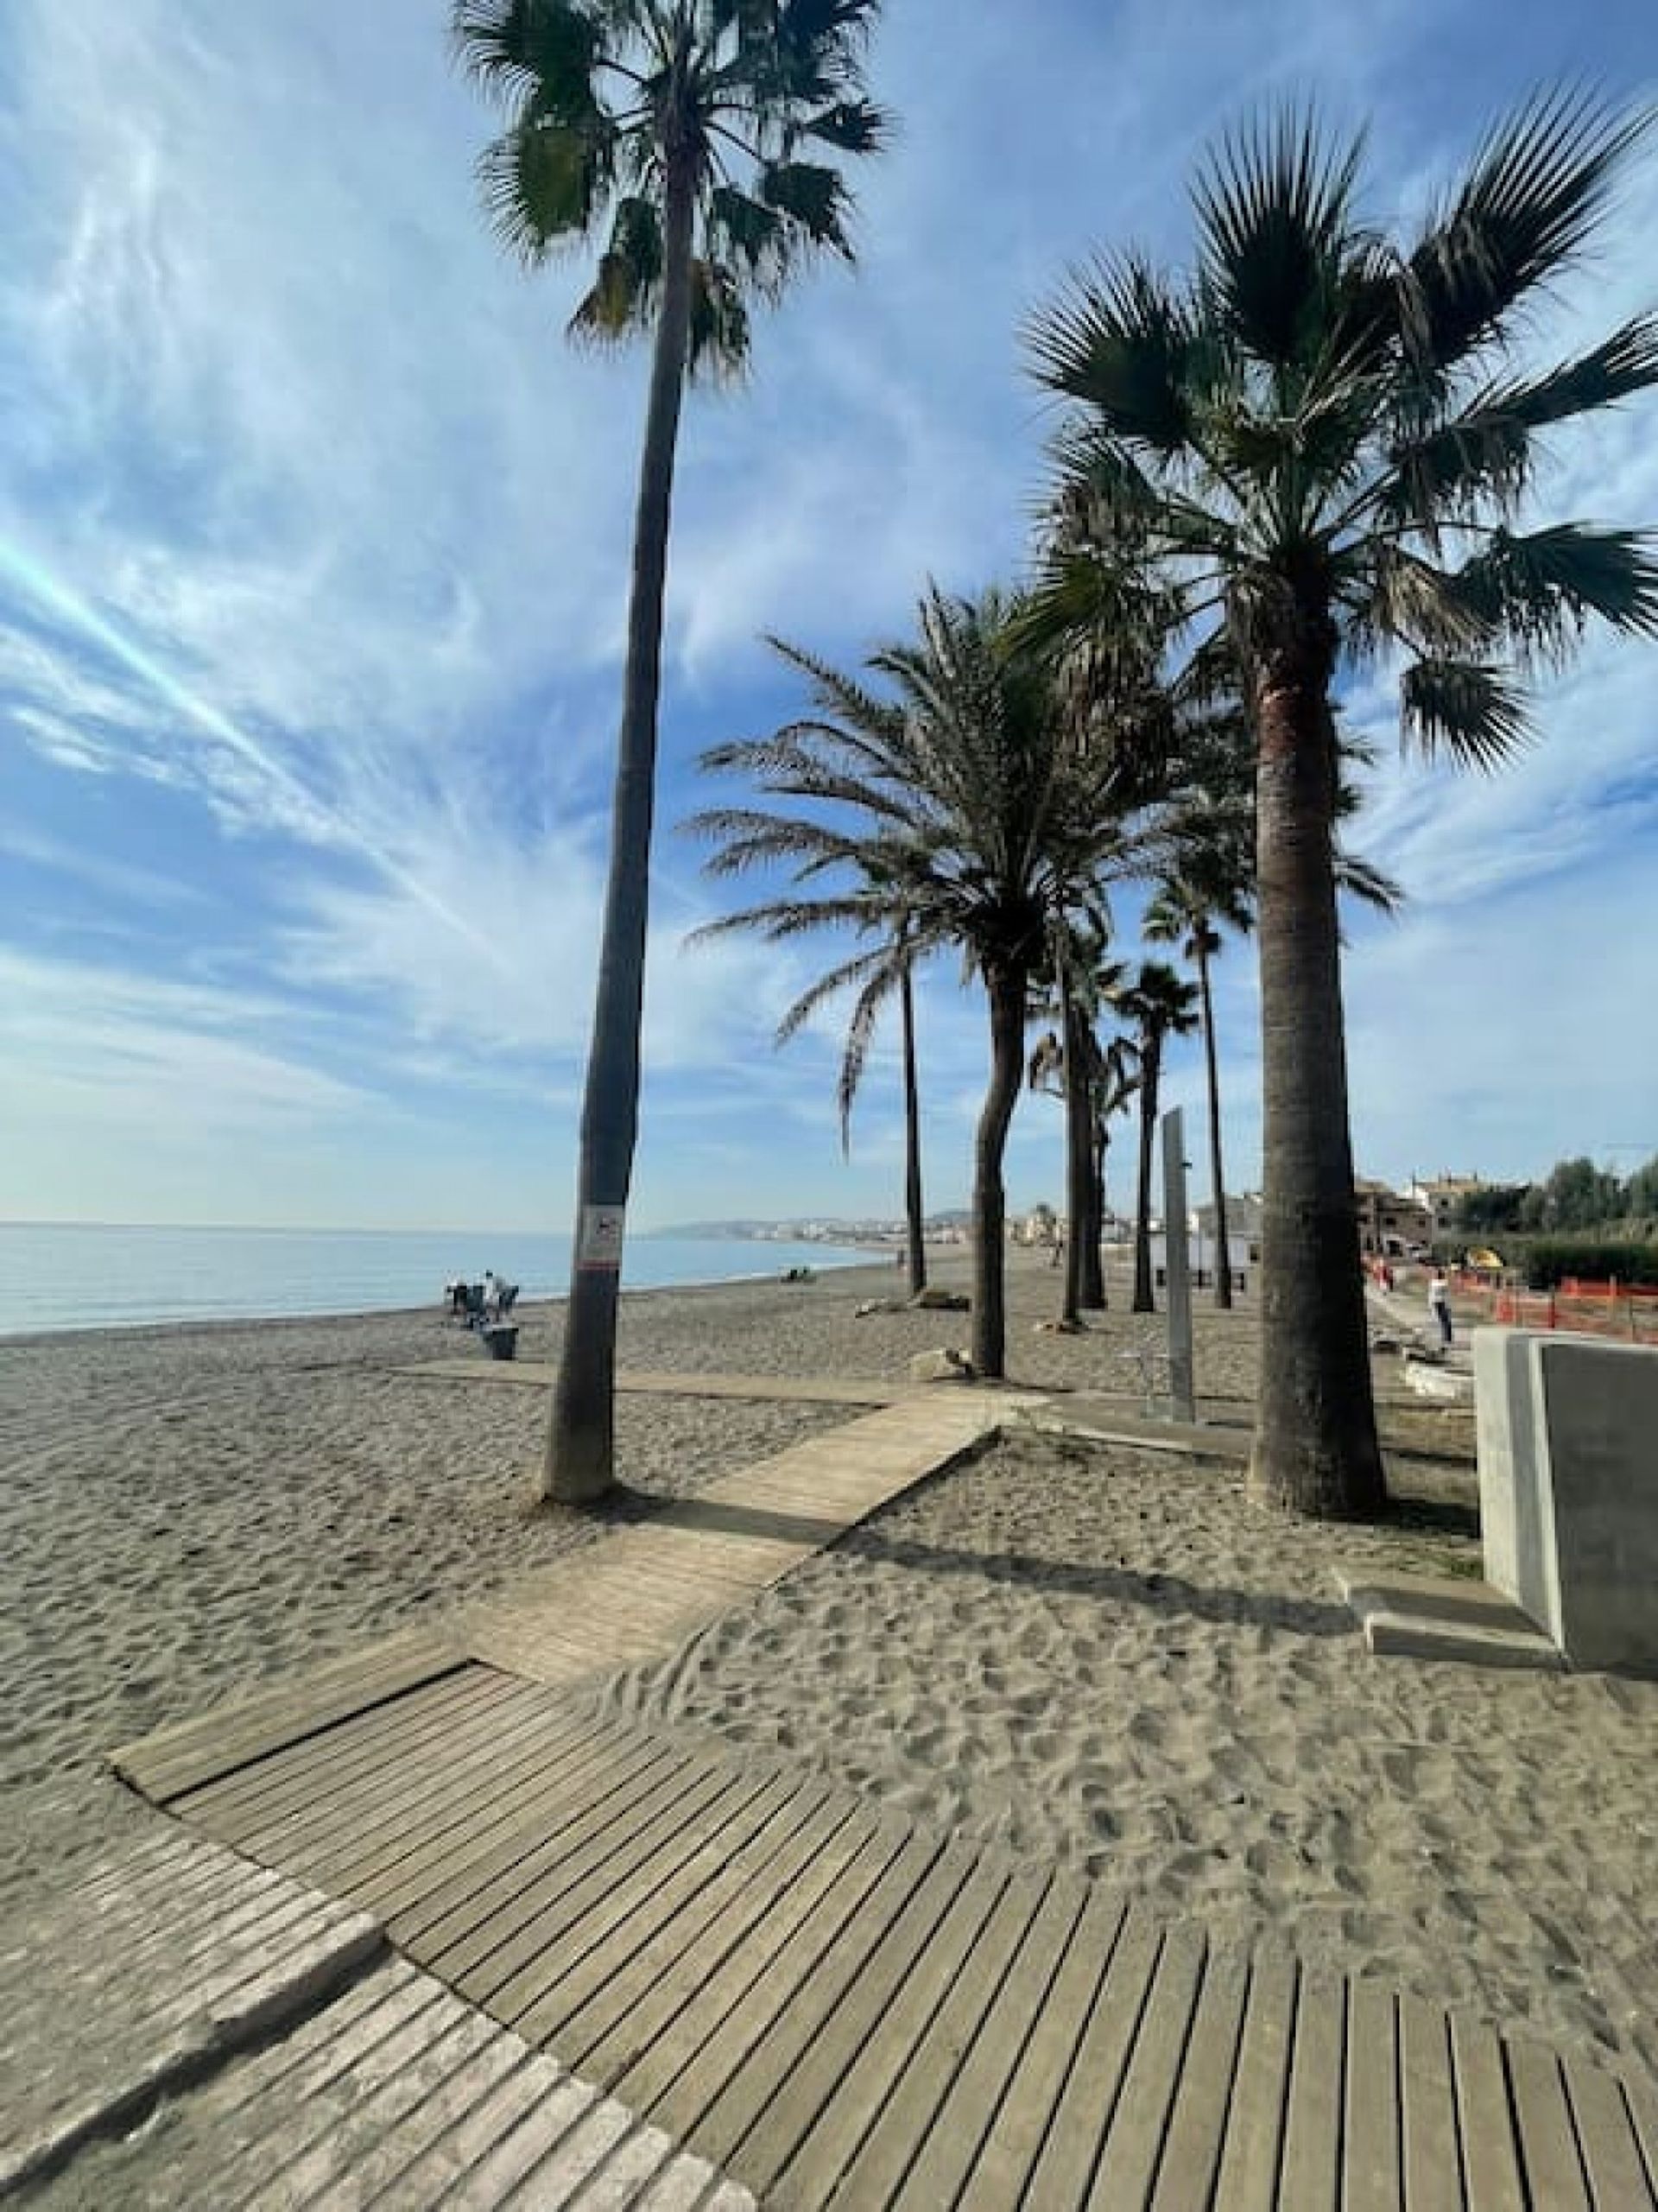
[0,1221,876,1338]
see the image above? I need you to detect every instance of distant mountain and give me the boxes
[651,1213,971,1241]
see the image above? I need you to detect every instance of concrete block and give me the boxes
[1335,1569,1563,1672]
[1476,1328,1658,1676]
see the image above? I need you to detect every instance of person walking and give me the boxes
[1427,1264,1452,1349]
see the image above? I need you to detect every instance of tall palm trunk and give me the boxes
[971,960,1026,1378]
[543,149,698,1505]
[1085,1124,1109,1308]
[1250,623,1386,1517]
[1131,1040,1161,1312]
[899,960,927,1298]
[1059,978,1090,1325]
[1194,934,1233,1310]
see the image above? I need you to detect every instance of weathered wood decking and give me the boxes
[124,1667,1658,2209]
[4,1837,753,2209]
[101,1383,1657,2208]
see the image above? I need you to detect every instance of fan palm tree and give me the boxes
[687,588,1143,1377]
[1028,93,1658,1515]
[452,0,889,1503]
[1115,961,1201,1311]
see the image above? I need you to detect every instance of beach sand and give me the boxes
[3,1248,1653,2099]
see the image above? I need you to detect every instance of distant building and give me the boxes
[1355,1178,1435,1257]
[1407,1173,1490,1236]
[1194,1194,1264,1267]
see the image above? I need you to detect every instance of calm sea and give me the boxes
[0,1223,875,1338]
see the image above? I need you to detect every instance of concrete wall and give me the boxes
[1476,1328,1658,1674]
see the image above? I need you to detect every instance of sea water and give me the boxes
[0,1223,873,1338]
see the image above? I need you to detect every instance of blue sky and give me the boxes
[2,0,1655,1233]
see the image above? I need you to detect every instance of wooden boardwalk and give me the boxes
[122,1668,1658,2210]
[3,1835,751,2209]
[402,1362,912,1407]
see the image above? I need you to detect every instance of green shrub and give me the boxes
[1522,1239,1658,1291]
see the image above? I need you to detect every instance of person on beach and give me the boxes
[1427,1264,1452,1347]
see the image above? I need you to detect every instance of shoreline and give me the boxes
[0,1251,895,1348]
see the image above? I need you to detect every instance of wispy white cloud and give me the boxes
[0,0,1655,1227]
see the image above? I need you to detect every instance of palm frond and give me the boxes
[452,0,602,103]
[1400,87,1652,371]
[1383,315,1658,528]
[1192,106,1364,368]
[1450,523,1658,665]
[1399,657,1533,769]
[1026,253,1198,454]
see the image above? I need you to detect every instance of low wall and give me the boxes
[1475,1328,1658,1674]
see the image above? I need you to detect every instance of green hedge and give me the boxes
[1522,1239,1658,1291]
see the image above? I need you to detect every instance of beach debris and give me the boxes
[909,1288,970,1311]
[855,1298,907,1317]
[907,1347,976,1383]
[1034,1318,1085,1334]
[1370,1331,1403,1354]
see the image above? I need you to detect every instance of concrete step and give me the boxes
[1335,1569,1563,1671]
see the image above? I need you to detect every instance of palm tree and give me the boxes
[1145,843,1253,1309]
[453,1,889,1503]
[1028,940,1133,1321]
[1115,961,1201,1312]
[687,589,1142,1378]
[698,897,931,1297]
[1028,94,1658,1515]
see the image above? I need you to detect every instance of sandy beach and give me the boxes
[3,1247,1654,2101]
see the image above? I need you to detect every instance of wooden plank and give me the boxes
[1342,1979,1402,2212]
[1017,1902,1168,2211]
[550,1777,837,2070]
[1624,2065,1658,2201]
[1448,2012,1525,2212]
[636,1818,914,2141]
[278,1702,598,1892]
[1399,1993,1462,2212]
[738,1843,998,2196]
[1507,2041,1591,2212]
[195,1680,561,1860]
[956,1888,1130,2212]
[167,1666,510,1831]
[1563,2056,1658,2211]
[782,1858,1015,2209]
[851,1871,1065,2211]
[360,1721,659,1928]
[1085,1920,1206,2208]
[507,1771,801,2049]
[1280,1969,1345,2211]
[1147,1940,1252,2212]
[386,1730,678,1953]
[1210,1949,1298,2212]
[687,1831,950,2169]
[113,1638,471,1802]
[577,1793,868,2088]
[459,1759,757,2022]
[893,1875,1090,2210]
[401,1733,687,1961]
[437,1750,732,1996]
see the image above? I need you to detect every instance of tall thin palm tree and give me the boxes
[1028,939,1132,1321]
[1115,961,1201,1312]
[1145,849,1252,1309]
[1028,94,1658,1515]
[454,0,889,1504]
[700,899,931,1296]
[687,590,1142,1377]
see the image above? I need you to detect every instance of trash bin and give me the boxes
[482,1323,519,1361]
